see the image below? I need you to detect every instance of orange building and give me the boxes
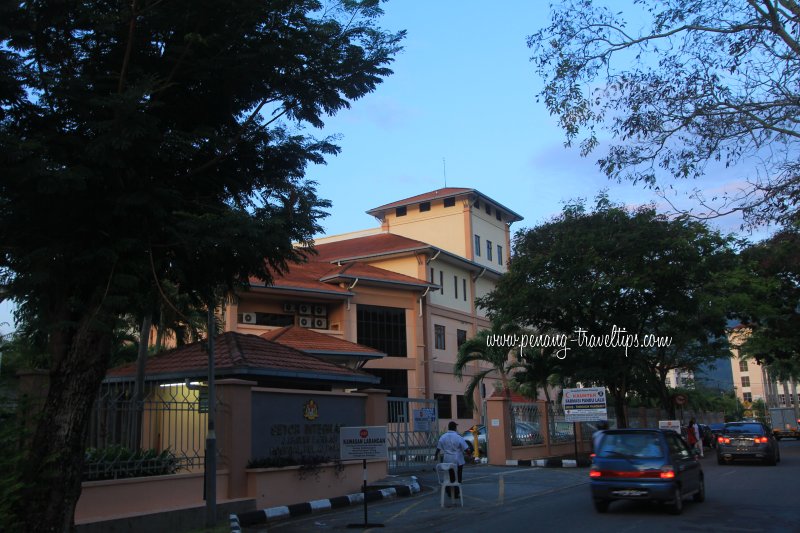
[222,188,523,429]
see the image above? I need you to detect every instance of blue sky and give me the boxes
[0,1,773,337]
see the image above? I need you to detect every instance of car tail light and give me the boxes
[589,468,601,478]
[660,466,675,479]
[718,436,730,444]
[590,453,596,458]
[754,436,768,443]
[590,469,670,479]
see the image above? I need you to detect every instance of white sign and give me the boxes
[340,426,388,460]
[562,387,608,422]
[413,408,436,431]
[658,420,681,433]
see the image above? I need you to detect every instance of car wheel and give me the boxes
[693,477,705,502]
[593,499,609,513]
[765,453,777,466]
[669,487,683,515]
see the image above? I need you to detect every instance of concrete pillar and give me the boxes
[216,379,256,499]
[538,400,551,455]
[486,396,511,465]
[362,388,390,426]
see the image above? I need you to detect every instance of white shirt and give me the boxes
[437,430,468,466]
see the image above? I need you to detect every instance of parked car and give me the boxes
[590,429,705,515]
[707,423,725,447]
[461,421,545,455]
[716,421,780,465]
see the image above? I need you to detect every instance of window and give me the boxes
[485,203,492,215]
[739,360,748,372]
[743,392,752,403]
[456,395,471,419]
[435,324,446,350]
[439,270,444,292]
[357,305,407,357]
[396,206,407,217]
[497,245,503,266]
[474,235,481,256]
[486,240,493,261]
[779,394,786,406]
[665,377,671,386]
[462,278,467,301]
[454,275,458,299]
[369,369,408,399]
[741,376,750,387]
[419,201,431,212]
[496,210,503,221]
[474,199,480,209]
[444,197,456,208]
[430,267,434,282]
[435,394,452,419]
[457,329,467,348]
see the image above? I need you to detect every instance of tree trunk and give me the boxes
[14,312,113,533]
[611,386,628,428]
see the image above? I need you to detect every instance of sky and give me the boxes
[0,1,775,337]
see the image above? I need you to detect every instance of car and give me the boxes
[716,421,780,465]
[460,421,545,455]
[707,423,725,447]
[590,429,704,515]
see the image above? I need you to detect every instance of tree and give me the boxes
[528,0,800,227]
[0,1,403,530]
[454,327,518,410]
[479,195,741,426]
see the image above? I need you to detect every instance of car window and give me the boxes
[724,423,765,435]
[666,433,692,458]
[596,433,664,458]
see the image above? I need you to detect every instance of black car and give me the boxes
[590,429,705,515]
[716,421,780,465]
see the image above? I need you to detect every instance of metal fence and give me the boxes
[84,382,219,481]
[386,397,438,472]
[511,402,542,445]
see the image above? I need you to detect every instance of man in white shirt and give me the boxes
[436,421,468,497]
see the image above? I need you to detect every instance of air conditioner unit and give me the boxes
[242,312,257,324]
[313,305,326,316]
[283,303,296,313]
[313,318,327,329]
[298,304,312,315]
[298,316,313,328]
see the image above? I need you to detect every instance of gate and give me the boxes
[387,397,439,472]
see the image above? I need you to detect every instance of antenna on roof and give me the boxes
[442,157,447,188]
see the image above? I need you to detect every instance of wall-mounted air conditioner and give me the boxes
[242,312,257,324]
[313,305,327,316]
[298,304,312,315]
[283,303,296,313]
[313,318,327,329]
[298,316,313,328]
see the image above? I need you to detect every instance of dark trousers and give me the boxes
[446,464,463,498]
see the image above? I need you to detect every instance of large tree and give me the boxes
[0,1,403,530]
[528,0,800,227]
[479,195,741,426]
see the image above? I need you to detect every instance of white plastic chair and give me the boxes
[435,463,464,508]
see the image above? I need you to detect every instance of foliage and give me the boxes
[739,229,800,371]
[82,446,180,481]
[0,1,403,529]
[479,195,743,426]
[528,0,800,227]
[454,326,519,411]
[0,399,30,532]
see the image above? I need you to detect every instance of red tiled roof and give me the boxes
[249,259,433,293]
[309,233,431,262]
[368,188,474,213]
[262,326,384,358]
[105,332,377,384]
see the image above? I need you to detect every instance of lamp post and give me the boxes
[205,303,217,527]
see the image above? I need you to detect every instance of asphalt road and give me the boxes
[249,439,800,533]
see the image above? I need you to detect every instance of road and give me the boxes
[249,439,800,533]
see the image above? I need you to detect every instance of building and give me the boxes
[221,187,523,428]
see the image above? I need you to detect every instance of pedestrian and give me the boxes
[687,418,703,457]
[592,421,609,453]
[436,420,468,498]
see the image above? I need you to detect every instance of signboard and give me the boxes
[659,420,681,433]
[413,408,436,431]
[340,426,388,461]
[562,387,608,422]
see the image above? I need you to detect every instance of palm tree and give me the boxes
[455,328,520,441]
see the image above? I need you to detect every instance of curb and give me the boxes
[505,458,591,468]
[230,479,421,532]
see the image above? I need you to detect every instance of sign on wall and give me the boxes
[562,387,608,422]
[413,408,436,431]
[340,426,388,460]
